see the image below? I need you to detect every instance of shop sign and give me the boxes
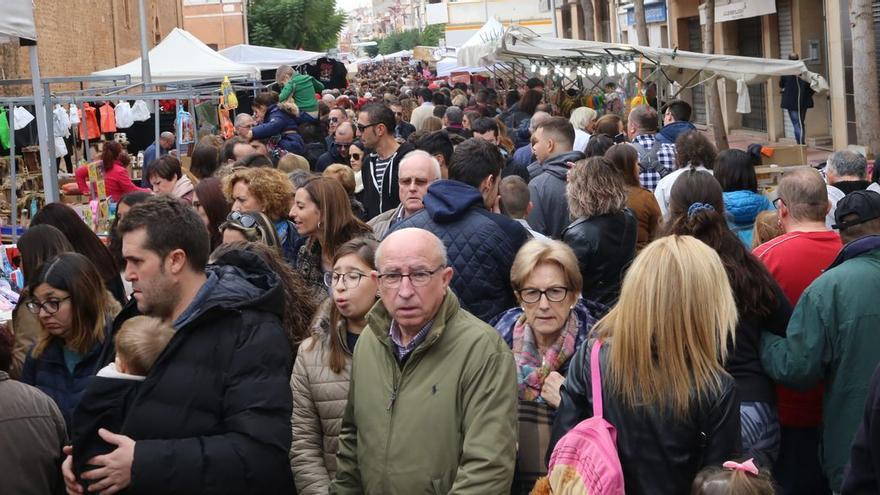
[626,3,668,25]
[715,0,776,23]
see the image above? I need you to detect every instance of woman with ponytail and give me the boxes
[664,170,792,468]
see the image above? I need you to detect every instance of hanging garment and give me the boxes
[0,108,10,150]
[218,105,234,139]
[195,102,218,129]
[131,100,151,121]
[79,103,100,140]
[53,105,71,138]
[736,79,752,114]
[13,106,34,130]
[99,103,117,133]
[219,76,238,109]
[115,101,134,129]
[176,108,195,144]
[69,104,81,125]
[54,136,68,157]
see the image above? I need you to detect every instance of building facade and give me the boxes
[182,0,247,50]
[0,0,182,95]
[443,0,555,48]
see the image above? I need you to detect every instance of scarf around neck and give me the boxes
[512,310,579,402]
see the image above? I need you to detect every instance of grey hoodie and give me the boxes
[526,150,586,238]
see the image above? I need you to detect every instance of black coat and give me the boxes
[361,142,414,219]
[107,250,295,494]
[562,210,637,306]
[549,340,741,495]
[843,363,880,493]
[779,75,815,111]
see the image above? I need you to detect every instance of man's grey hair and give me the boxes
[335,121,354,138]
[827,150,868,180]
[375,228,448,268]
[444,106,463,125]
[568,107,597,132]
[160,131,175,142]
[400,150,442,182]
[529,111,552,133]
[234,113,254,127]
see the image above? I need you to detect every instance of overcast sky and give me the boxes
[337,0,370,13]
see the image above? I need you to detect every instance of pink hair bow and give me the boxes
[722,458,759,476]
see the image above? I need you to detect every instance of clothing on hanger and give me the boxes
[79,103,100,141]
[115,101,134,129]
[53,105,71,138]
[0,108,10,150]
[99,102,117,133]
[131,100,151,121]
[13,106,34,130]
[69,104,81,125]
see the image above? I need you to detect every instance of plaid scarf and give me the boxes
[512,311,579,403]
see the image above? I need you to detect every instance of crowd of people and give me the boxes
[3,58,880,495]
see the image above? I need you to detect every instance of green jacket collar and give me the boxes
[366,288,461,353]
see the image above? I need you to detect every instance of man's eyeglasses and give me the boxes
[772,197,785,209]
[517,287,570,304]
[356,122,380,133]
[26,297,70,315]
[324,271,368,289]
[335,142,354,149]
[376,266,445,289]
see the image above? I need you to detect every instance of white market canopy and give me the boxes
[458,25,828,94]
[436,56,494,77]
[0,0,37,43]
[92,28,260,82]
[371,50,413,63]
[219,44,324,70]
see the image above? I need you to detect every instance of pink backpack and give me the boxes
[545,341,625,495]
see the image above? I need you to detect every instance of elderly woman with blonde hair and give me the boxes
[562,157,637,306]
[492,239,606,494]
[569,107,598,152]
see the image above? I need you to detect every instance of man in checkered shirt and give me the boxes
[628,105,677,191]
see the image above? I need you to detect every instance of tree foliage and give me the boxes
[248,0,346,51]
[377,24,445,54]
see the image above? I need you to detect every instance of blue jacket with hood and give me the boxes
[655,120,697,145]
[251,104,305,155]
[389,180,528,323]
[723,190,774,246]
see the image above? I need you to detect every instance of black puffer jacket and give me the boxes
[549,340,740,495]
[562,210,637,306]
[112,250,295,494]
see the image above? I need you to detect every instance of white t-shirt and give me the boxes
[654,165,713,217]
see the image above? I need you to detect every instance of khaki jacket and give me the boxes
[331,290,518,494]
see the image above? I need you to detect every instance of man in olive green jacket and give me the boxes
[331,228,518,494]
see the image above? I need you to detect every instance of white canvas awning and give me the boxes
[458,25,828,93]
[0,0,37,43]
[371,50,413,63]
[92,28,260,82]
[436,57,492,77]
[219,44,324,70]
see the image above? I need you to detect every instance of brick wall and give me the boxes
[0,0,182,95]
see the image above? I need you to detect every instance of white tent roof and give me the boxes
[372,50,413,63]
[436,57,492,77]
[0,0,37,42]
[219,44,324,70]
[459,26,828,92]
[457,18,505,50]
[92,28,260,82]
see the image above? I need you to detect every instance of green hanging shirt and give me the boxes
[0,108,10,150]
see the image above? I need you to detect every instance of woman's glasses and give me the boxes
[351,153,362,161]
[517,287,569,304]
[26,297,71,315]
[324,271,368,289]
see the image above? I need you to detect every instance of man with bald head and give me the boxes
[316,121,355,173]
[332,228,517,494]
[368,150,441,238]
[325,108,348,150]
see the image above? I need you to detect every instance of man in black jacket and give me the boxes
[61,196,294,494]
[358,103,414,219]
[779,53,814,145]
[389,138,528,322]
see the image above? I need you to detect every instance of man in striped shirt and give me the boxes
[357,103,415,219]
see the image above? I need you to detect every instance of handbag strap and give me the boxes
[590,340,604,419]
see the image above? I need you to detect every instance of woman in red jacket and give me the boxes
[75,141,150,202]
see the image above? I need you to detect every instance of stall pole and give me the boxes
[43,82,57,171]
[28,45,59,204]
[175,100,181,158]
[82,108,91,162]
[137,0,160,163]
[8,103,17,242]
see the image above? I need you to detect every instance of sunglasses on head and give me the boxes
[224,211,258,230]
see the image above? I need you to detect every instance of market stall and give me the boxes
[219,44,324,71]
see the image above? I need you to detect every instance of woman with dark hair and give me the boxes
[289,177,374,295]
[463,111,482,131]
[107,191,151,296]
[209,241,317,356]
[8,225,73,379]
[291,238,379,493]
[193,177,231,251]
[74,141,149,202]
[664,170,792,468]
[594,114,625,142]
[31,203,127,304]
[605,143,661,250]
[20,253,121,426]
[189,142,220,179]
[562,157,637,306]
[146,155,195,203]
[247,91,306,156]
[714,149,774,246]
[584,134,615,158]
